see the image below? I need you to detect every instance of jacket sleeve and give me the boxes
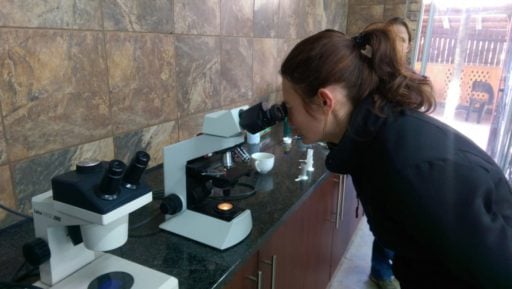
[398,159,512,288]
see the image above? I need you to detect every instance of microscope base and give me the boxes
[34,253,178,289]
[159,209,252,250]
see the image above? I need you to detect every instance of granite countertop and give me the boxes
[0,130,331,289]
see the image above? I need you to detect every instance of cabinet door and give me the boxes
[301,174,337,289]
[259,207,305,289]
[329,175,362,277]
[223,253,260,289]
[224,174,357,289]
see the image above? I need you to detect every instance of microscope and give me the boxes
[159,102,287,250]
[24,152,179,289]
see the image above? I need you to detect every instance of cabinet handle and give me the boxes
[263,255,277,289]
[246,270,263,289]
[335,175,346,229]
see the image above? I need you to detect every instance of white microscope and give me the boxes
[24,151,179,289]
[159,102,287,250]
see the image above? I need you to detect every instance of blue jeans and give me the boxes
[370,239,395,281]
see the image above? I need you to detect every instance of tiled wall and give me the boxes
[0,0,349,228]
[0,0,416,229]
[346,0,421,40]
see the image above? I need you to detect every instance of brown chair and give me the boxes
[465,80,495,124]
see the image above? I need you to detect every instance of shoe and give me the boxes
[369,275,401,289]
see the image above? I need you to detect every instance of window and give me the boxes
[415,0,512,183]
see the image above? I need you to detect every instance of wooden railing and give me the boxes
[417,30,508,66]
[415,63,502,107]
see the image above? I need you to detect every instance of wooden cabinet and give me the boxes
[259,208,304,289]
[301,176,337,289]
[223,174,361,289]
[222,254,259,289]
[329,175,361,277]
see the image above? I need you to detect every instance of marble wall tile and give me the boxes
[13,138,114,214]
[178,112,206,141]
[271,39,291,105]
[408,0,421,11]
[304,0,328,36]
[114,121,178,168]
[0,165,17,228]
[174,0,220,35]
[349,0,385,5]
[254,0,279,37]
[277,38,299,70]
[384,4,406,20]
[69,139,115,166]
[278,0,305,38]
[407,10,420,22]
[346,5,384,35]
[0,29,111,161]
[106,32,177,134]
[253,38,280,100]
[266,90,283,107]
[386,0,407,4]
[278,0,327,37]
[221,37,253,107]
[103,0,173,33]
[221,0,253,36]
[0,0,102,30]
[0,0,415,230]
[0,123,6,165]
[175,36,221,116]
[324,0,349,32]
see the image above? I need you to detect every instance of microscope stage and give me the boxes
[35,253,178,289]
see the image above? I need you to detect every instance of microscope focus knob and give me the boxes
[160,194,183,215]
[23,238,51,266]
[76,159,102,174]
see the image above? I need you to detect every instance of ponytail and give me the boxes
[352,28,435,113]
[280,29,435,114]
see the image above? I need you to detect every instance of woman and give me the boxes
[385,17,412,64]
[280,28,512,289]
[367,17,414,289]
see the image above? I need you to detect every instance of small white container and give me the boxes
[247,132,260,144]
[251,152,275,174]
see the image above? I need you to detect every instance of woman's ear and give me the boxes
[317,88,335,114]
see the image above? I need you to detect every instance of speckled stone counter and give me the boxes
[0,131,331,289]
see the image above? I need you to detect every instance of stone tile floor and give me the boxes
[327,217,379,289]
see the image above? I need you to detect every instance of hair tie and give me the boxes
[352,33,369,49]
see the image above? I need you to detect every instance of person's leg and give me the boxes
[370,238,395,281]
[370,239,400,289]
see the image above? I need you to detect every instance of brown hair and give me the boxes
[385,17,412,44]
[280,29,435,113]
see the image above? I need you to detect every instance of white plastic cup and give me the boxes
[247,132,260,144]
[251,152,275,174]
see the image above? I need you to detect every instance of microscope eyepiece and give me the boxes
[123,151,151,189]
[238,102,288,134]
[97,160,126,200]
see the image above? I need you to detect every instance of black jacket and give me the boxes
[325,96,512,288]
